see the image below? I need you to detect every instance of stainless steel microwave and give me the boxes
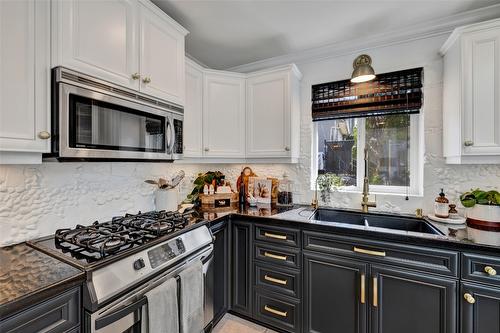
[47,67,183,161]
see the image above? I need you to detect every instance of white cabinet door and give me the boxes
[139,3,186,106]
[184,61,204,157]
[462,27,500,155]
[54,0,139,89]
[246,71,291,157]
[203,73,246,158]
[0,0,50,154]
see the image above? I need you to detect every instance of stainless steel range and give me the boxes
[28,210,214,333]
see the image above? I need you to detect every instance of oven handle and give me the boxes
[95,296,147,330]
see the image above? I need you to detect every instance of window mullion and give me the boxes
[356,118,366,191]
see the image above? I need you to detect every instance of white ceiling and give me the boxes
[152,0,500,70]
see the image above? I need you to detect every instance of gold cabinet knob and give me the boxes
[464,293,476,304]
[464,140,474,147]
[485,266,497,276]
[131,73,140,80]
[204,147,209,152]
[142,77,151,84]
[284,146,290,151]
[38,131,51,140]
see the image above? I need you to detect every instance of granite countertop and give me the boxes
[195,203,500,253]
[0,243,85,319]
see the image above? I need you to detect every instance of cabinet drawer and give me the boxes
[255,263,300,299]
[255,242,300,269]
[304,231,458,277]
[255,224,300,247]
[254,289,300,333]
[462,252,500,286]
[0,287,81,333]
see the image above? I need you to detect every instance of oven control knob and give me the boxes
[133,258,145,270]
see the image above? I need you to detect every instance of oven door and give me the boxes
[86,245,213,333]
[59,83,172,160]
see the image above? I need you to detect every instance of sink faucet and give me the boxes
[361,148,376,213]
[311,176,319,209]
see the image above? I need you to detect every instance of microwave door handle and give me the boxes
[170,119,176,155]
[95,296,147,331]
[165,118,172,154]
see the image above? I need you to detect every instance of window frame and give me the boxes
[312,113,423,197]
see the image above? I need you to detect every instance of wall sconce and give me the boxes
[351,54,376,83]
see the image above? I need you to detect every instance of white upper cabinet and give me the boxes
[139,2,186,106]
[53,0,140,90]
[441,18,500,164]
[246,65,301,158]
[184,59,204,158]
[203,71,246,158]
[0,0,50,163]
[53,0,188,105]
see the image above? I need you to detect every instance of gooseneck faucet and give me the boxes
[361,148,376,213]
[311,176,319,209]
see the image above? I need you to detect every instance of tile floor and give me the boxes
[212,313,278,333]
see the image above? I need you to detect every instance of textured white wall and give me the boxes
[1,33,499,246]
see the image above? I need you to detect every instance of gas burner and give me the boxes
[53,210,192,261]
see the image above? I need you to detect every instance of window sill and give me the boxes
[310,186,423,198]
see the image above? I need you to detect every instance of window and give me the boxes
[315,113,422,195]
[312,67,423,196]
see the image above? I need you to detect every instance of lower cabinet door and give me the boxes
[370,265,457,333]
[254,288,301,333]
[303,251,368,333]
[231,221,252,316]
[461,282,500,333]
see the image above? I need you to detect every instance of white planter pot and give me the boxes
[467,204,500,223]
[155,188,179,212]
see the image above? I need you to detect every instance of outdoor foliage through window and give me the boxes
[317,114,411,189]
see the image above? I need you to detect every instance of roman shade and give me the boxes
[312,67,423,121]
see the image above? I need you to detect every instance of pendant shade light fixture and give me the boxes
[351,54,376,83]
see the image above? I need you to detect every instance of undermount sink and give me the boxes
[310,208,443,235]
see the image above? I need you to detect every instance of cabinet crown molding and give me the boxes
[440,17,500,55]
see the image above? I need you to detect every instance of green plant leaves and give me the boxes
[460,188,500,207]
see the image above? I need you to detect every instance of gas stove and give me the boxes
[28,209,214,320]
[50,210,191,263]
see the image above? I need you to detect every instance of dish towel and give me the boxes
[179,259,204,333]
[143,277,179,333]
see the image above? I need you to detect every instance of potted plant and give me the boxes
[460,188,500,246]
[460,189,500,222]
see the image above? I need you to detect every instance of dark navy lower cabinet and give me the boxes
[461,282,500,333]
[370,265,457,333]
[212,220,230,324]
[231,220,253,317]
[0,287,81,333]
[303,251,368,333]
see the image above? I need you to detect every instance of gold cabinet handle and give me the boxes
[484,266,497,276]
[360,274,366,304]
[464,140,474,147]
[264,232,287,240]
[354,247,386,257]
[131,73,140,80]
[38,131,51,140]
[142,77,151,84]
[264,305,287,317]
[264,274,287,286]
[464,293,476,304]
[373,277,378,307]
[264,251,287,261]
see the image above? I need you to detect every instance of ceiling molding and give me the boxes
[185,53,209,68]
[227,3,500,73]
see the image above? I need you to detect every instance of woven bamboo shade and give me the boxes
[312,67,423,121]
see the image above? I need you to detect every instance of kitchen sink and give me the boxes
[310,208,443,235]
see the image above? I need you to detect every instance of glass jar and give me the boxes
[277,173,294,206]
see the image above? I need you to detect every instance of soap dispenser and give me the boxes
[434,188,450,218]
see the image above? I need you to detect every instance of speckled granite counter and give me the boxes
[0,243,84,319]
[195,204,500,254]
